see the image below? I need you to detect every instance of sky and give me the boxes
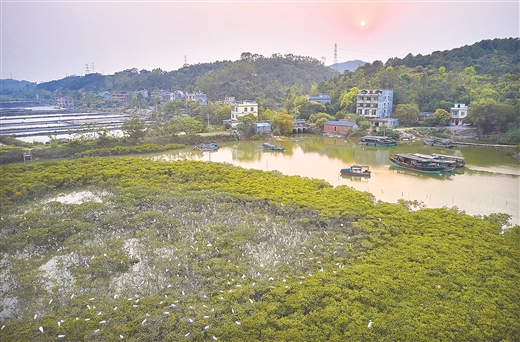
[1,0,519,84]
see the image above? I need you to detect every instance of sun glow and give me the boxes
[360,20,366,27]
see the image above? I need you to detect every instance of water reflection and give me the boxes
[388,166,455,180]
[147,134,519,225]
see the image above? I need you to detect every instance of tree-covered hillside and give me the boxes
[318,38,520,113]
[35,53,338,103]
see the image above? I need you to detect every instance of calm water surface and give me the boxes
[151,134,519,226]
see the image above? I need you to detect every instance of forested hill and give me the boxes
[317,38,520,112]
[36,53,338,102]
[385,38,519,75]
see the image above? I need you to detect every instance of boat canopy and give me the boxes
[395,153,436,163]
[431,153,465,161]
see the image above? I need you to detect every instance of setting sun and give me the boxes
[360,20,366,26]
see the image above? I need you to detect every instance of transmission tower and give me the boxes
[183,55,188,67]
[85,64,90,75]
[91,63,95,73]
[321,56,326,65]
[334,43,338,65]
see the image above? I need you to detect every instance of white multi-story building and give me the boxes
[186,91,207,105]
[231,100,258,120]
[450,103,468,126]
[57,96,74,109]
[356,89,393,118]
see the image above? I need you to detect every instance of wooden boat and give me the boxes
[389,153,447,174]
[340,165,371,177]
[194,142,219,151]
[262,142,285,151]
[431,153,466,168]
[412,153,456,172]
[423,138,456,148]
[358,136,397,147]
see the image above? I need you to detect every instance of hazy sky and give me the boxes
[1,0,518,83]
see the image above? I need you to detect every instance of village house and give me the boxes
[230,100,258,120]
[307,94,331,105]
[450,103,468,125]
[323,120,358,134]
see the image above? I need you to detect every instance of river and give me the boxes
[150,134,519,226]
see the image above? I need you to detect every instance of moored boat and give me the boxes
[423,138,456,148]
[358,136,397,147]
[412,153,457,172]
[194,142,219,151]
[431,153,466,167]
[389,153,446,174]
[340,165,371,177]
[262,142,285,151]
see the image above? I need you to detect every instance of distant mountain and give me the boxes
[0,79,37,93]
[329,60,367,73]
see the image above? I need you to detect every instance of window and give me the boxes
[251,107,254,112]
[244,107,247,112]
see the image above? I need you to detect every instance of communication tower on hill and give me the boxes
[334,43,338,65]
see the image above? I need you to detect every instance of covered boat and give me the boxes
[358,136,397,147]
[262,142,285,151]
[340,165,371,177]
[412,153,457,172]
[431,153,466,168]
[423,138,456,148]
[194,142,220,151]
[389,153,447,174]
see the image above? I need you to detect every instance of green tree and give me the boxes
[432,109,451,126]
[214,103,232,125]
[237,115,256,139]
[393,103,420,126]
[272,112,294,136]
[121,115,146,142]
[182,116,206,134]
[339,87,360,112]
[297,102,327,121]
[312,113,335,130]
[259,108,277,122]
[467,98,514,134]
[162,100,184,116]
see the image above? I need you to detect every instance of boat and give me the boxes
[340,165,371,177]
[194,142,219,151]
[358,136,397,147]
[389,153,448,174]
[423,138,456,148]
[262,142,285,151]
[412,153,457,172]
[431,153,466,168]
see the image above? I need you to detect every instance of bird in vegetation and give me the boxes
[368,320,373,328]
[39,326,44,333]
